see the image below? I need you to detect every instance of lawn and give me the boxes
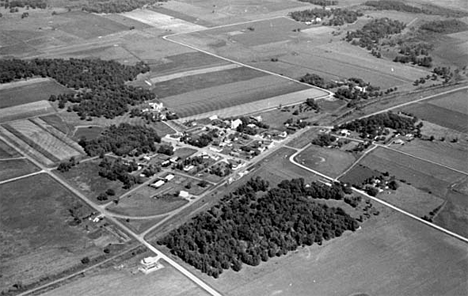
[0,79,72,109]
[0,174,103,290]
[295,145,356,178]
[192,205,468,296]
[0,158,40,182]
[0,138,20,158]
[106,185,188,217]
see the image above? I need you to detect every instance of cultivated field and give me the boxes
[31,117,85,154]
[106,185,189,217]
[0,138,20,159]
[5,120,82,162]
[426,88,468,115]
[339,164,380,187]
[41,114,75,136]
[295,145,356,178]
[0,174,105,291]
[0,78,71,109]
[194,206,468,296]
[0,158,40,182]
[404,102,468,133]
[0,101,55,123]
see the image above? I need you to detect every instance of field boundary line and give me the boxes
[335,144,378,181]
[288,146,468,244]
[0,170,44,185]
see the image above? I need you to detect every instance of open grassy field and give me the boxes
[56,159,130,204]
[6,120,81,162]
[0,78,72,109]
[41,114,75,136]
[0,174,104,290]
[190,205,468,296]
[285,127,321,149]
[360,147,467,203]
[106,185,189,217]
[425,88,468,115]
[0,158,40,182]
[0,138,20,159]
[41,258,208,296]
[153,66,268,98]
[391,138,468,174]
[0,101,55,123]
[295,145,356,178]
[149,51,229,76]
[73,126,104,141]
[56,12,131,40]
[118,215,168,235]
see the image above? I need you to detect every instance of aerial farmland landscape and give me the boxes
[0,0,467,295]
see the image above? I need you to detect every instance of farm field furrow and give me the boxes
[150,64,240,83]
[152,66,268,98]
[7,120,81,162]
[0,138,20,158]
[0,158,40,182]
[0,126,55,166]
[162,76,308,118]
[0,101,55,123]
[30,118,85,154]
[404,103,468,133]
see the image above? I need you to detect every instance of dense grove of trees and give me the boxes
[0,58,154,119]
[158,177,358,278]
[364,0,468,17]
[78,123,161,157]
[300,73,337,89]
[1,0,46,9]
[81,0,165,13]
[311,133,337,147]
[290,8,362,26]
[98,157,142,189]
[345,18,406,50]
[338,112,418,138]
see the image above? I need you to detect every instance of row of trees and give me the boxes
[290,8,362,26]
[364,0,468,18]
[1,0,47,9]
[81,0,165,14]
[338,112,418,139]
[419,19,468,34]
[78,123,161,157]
[298,0,338,6]
[0,58,154,119]
[158,177,358,278]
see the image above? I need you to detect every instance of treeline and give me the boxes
[364,0,468,18]
[298,0,338,5]
[300,73,337,89]
[81,0,165,13]
[78,123,161,157]
[312,133,336,147]
[338,112,418,138]
[158,177,358,278]
[419,19,468,34]
[98,157,142,189]
[290,8,362,26]
[1,0,46,9]
[345,18,406,50]
[0,58,154,119]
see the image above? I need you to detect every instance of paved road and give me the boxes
[288,146,468,244]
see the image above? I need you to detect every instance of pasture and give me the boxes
[196,205,468,296]
[295,145,356,178]
[0,158,40,182]
[0,79,71,109]
[435,197,468,238]
[0,138,20,158]
[0,174,103,290]
[107,185,189,217]
[6,120,81,162]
